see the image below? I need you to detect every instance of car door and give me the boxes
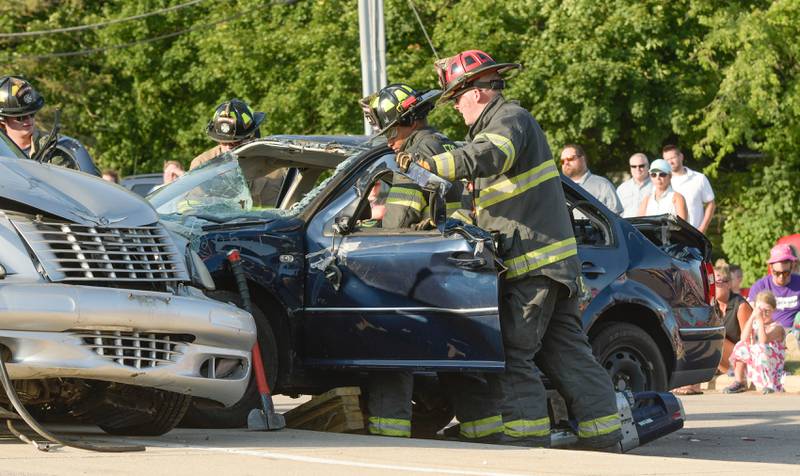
[301,154,504,372]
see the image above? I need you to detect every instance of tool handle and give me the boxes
[251,342,272,395]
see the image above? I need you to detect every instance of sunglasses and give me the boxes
[650,172,669,178]
[561,156,579,164]
[772,270,791,278]
[630,164,647,169]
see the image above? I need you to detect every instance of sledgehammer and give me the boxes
[226,250,286,431]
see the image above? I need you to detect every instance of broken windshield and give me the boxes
[150,150,362,222]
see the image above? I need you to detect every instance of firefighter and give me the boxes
[397,50,623,449]
[0,76,47,156]
[359,83,470,229]
[190,98,265,170]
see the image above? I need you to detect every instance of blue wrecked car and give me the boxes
[150,135,722,430]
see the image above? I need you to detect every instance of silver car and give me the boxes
[0,133,256,435]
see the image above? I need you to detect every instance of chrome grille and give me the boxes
[12,217,188,283]
[75,331,191,368]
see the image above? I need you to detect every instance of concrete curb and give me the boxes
[702,374,800,393]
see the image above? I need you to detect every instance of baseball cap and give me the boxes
[649,159,671,175]
[767,244,798,264]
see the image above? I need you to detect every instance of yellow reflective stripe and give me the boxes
[577,414,622,439]
[368,416,411,437]
[386,187,424,211]
[475,132,516,174]
[505,237,578,279]
[431,152,456,181]
[445,201,462,215]
[450,210,472,223]
[475,160,558,211]
[459,415,504,439]
[504,417,550,438]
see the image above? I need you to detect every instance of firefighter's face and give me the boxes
[2,113,35,137]
[386,124,414,152]
[453,89,483,126]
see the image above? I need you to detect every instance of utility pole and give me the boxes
[358,0,386,135]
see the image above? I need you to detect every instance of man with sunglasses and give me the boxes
[0,76,48,156]
[616,153,653,218]
[559,144,623,215]
[397,50,622,450]
[748,244,800,335]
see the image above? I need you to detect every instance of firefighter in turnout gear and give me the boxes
[0,76,47,156]
[360,84,470,229]
[190,99,266,170]
[401,50,623,448]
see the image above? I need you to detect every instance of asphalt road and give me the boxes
[0,391,798,476]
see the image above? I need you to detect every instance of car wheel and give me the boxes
[73,382,192,436]
[180,290,279,429]
[590,322,668,392]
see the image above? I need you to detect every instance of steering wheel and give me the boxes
[40,149,80,170]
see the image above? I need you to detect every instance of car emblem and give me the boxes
[73,210,128,227]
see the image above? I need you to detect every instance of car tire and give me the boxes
[590,322,668,393]
[180,290,279,429]
[74,382,192,436]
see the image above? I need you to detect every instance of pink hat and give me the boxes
[767,244,798,264]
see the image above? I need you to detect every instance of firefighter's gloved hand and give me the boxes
[395,152,416,172]
[413,218,434,231]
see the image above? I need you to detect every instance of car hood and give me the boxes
[0,156,157,227]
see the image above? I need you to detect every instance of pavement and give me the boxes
[0,392,798,475]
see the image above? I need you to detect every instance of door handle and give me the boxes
[448,255,486,270]
[581,261,606,276]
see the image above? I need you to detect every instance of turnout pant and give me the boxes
[487,275,622,447]
[366,371,412,437]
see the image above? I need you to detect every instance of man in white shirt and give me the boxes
[560,144,623,214]
[616,153,653,218]
[663,144,715,233]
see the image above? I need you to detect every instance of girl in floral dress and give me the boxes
[724,291,786,394]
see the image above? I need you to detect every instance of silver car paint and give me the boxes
[0,155,256,406]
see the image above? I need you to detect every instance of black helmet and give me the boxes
[0,76,45,117]
[205,99,266,143]
[359,84,441,136]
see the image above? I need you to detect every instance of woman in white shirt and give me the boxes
[638,159,688,221]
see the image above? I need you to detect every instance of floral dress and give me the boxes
[730,321,786,392]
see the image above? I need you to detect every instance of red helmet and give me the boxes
[435,50,521,101]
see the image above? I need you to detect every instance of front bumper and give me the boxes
[0,283,256,406]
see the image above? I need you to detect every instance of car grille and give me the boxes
[75,331,191,368]
[12,217,188,283]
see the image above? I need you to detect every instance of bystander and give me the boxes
[748,244,800,332]
[662,145,715,233]
[616,153,652,218]
[560,144,623,214]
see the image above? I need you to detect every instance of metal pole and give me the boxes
[358,0,386,135]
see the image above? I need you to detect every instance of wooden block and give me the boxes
[284,387,364,433]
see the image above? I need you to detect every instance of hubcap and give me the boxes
[603,348,649,392]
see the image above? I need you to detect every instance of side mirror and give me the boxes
[333,215,351,235]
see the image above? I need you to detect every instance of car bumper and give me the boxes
[669,325,725,388]
[0,283,255,406]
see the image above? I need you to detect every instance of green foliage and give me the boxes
[1,0,799,281]
[722,161,800,285]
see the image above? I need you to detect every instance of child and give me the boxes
[724,291,786,394]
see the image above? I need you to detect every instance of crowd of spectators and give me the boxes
[560,143,797,396]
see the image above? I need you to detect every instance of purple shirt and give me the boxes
[748,274,800,328]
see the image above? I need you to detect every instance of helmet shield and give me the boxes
[206,99,265,143]
[0,76,45,117]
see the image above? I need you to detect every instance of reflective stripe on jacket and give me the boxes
[423,95,580,286]
[383,127,468,229]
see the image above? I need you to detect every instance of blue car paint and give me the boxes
[177,142,723,394]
